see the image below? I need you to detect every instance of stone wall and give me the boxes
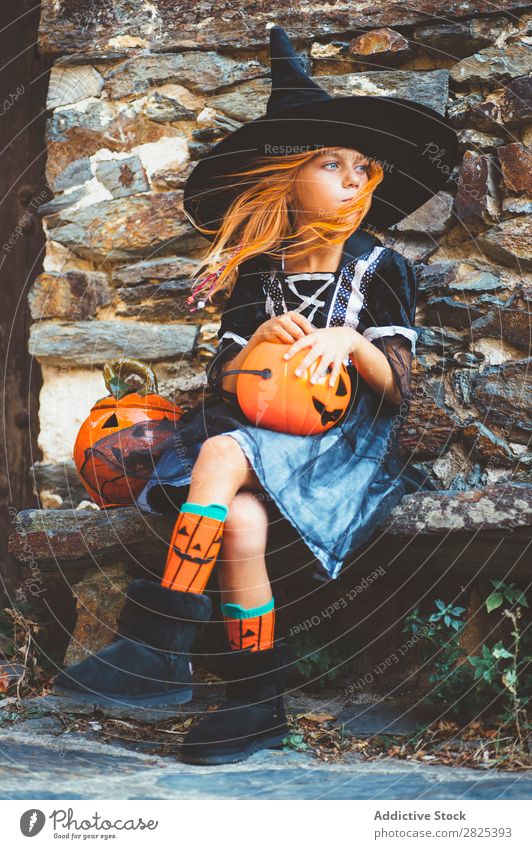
[31,1,531,508]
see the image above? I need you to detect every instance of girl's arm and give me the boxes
[205,258,265,401]
[283,247,417,407]
[220,311,313,396]
[355,249,419,406]
[217,334,263,397]
[282,324,406,406]
[347,330,404,406]
[206,256,313,402]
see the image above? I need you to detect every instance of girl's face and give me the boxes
[290,147,370,222]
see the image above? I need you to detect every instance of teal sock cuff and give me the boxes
[180,502,228,521]
[221,597,275,619]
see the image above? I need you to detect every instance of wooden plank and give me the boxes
[9,484,532,579]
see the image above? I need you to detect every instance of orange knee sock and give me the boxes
[161,502,228,594]
[222,598,275,652]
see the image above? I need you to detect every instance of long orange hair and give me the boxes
[186,147,384,309]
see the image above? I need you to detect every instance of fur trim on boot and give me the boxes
[53,579,211,708]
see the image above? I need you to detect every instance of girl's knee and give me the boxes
[197,435,245,464]
[225,492,269,531]
[222,493,270,558]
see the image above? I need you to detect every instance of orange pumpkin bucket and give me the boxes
[231,341,351,435]
[73,358,184,508]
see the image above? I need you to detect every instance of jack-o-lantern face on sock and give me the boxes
[228,627,256,651]
[161,512,226,594]
[223,609,276,653]
[171,524,223,565]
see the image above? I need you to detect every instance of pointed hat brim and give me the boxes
[183,30,458,238]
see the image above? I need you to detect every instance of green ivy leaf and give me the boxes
[492,642,513,660]
[486,592,504,613]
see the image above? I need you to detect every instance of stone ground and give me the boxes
[1,690,531,800]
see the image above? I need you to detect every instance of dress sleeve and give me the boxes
[205,258,266,400]
[357,249,419,402]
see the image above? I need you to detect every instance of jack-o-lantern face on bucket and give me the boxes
[73,358,183,508]
[233,341,352,435]
[312,369,349,428]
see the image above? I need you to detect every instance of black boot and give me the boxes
[53,578,211,707]
[180,644,291,764]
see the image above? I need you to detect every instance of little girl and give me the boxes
[54,27,458,766]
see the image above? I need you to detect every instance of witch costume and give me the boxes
[53,26,458,762]
[137,229,422,580]
[136,25,457,580]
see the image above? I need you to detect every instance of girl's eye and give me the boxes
[323,162,369,173]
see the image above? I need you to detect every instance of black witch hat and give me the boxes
[183,26,458,237]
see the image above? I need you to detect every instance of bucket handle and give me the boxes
[103,358,158,400]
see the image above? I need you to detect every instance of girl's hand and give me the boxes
[283,326,360,387]
[252,310,314,345]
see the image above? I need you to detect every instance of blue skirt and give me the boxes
[136,368,421,580]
